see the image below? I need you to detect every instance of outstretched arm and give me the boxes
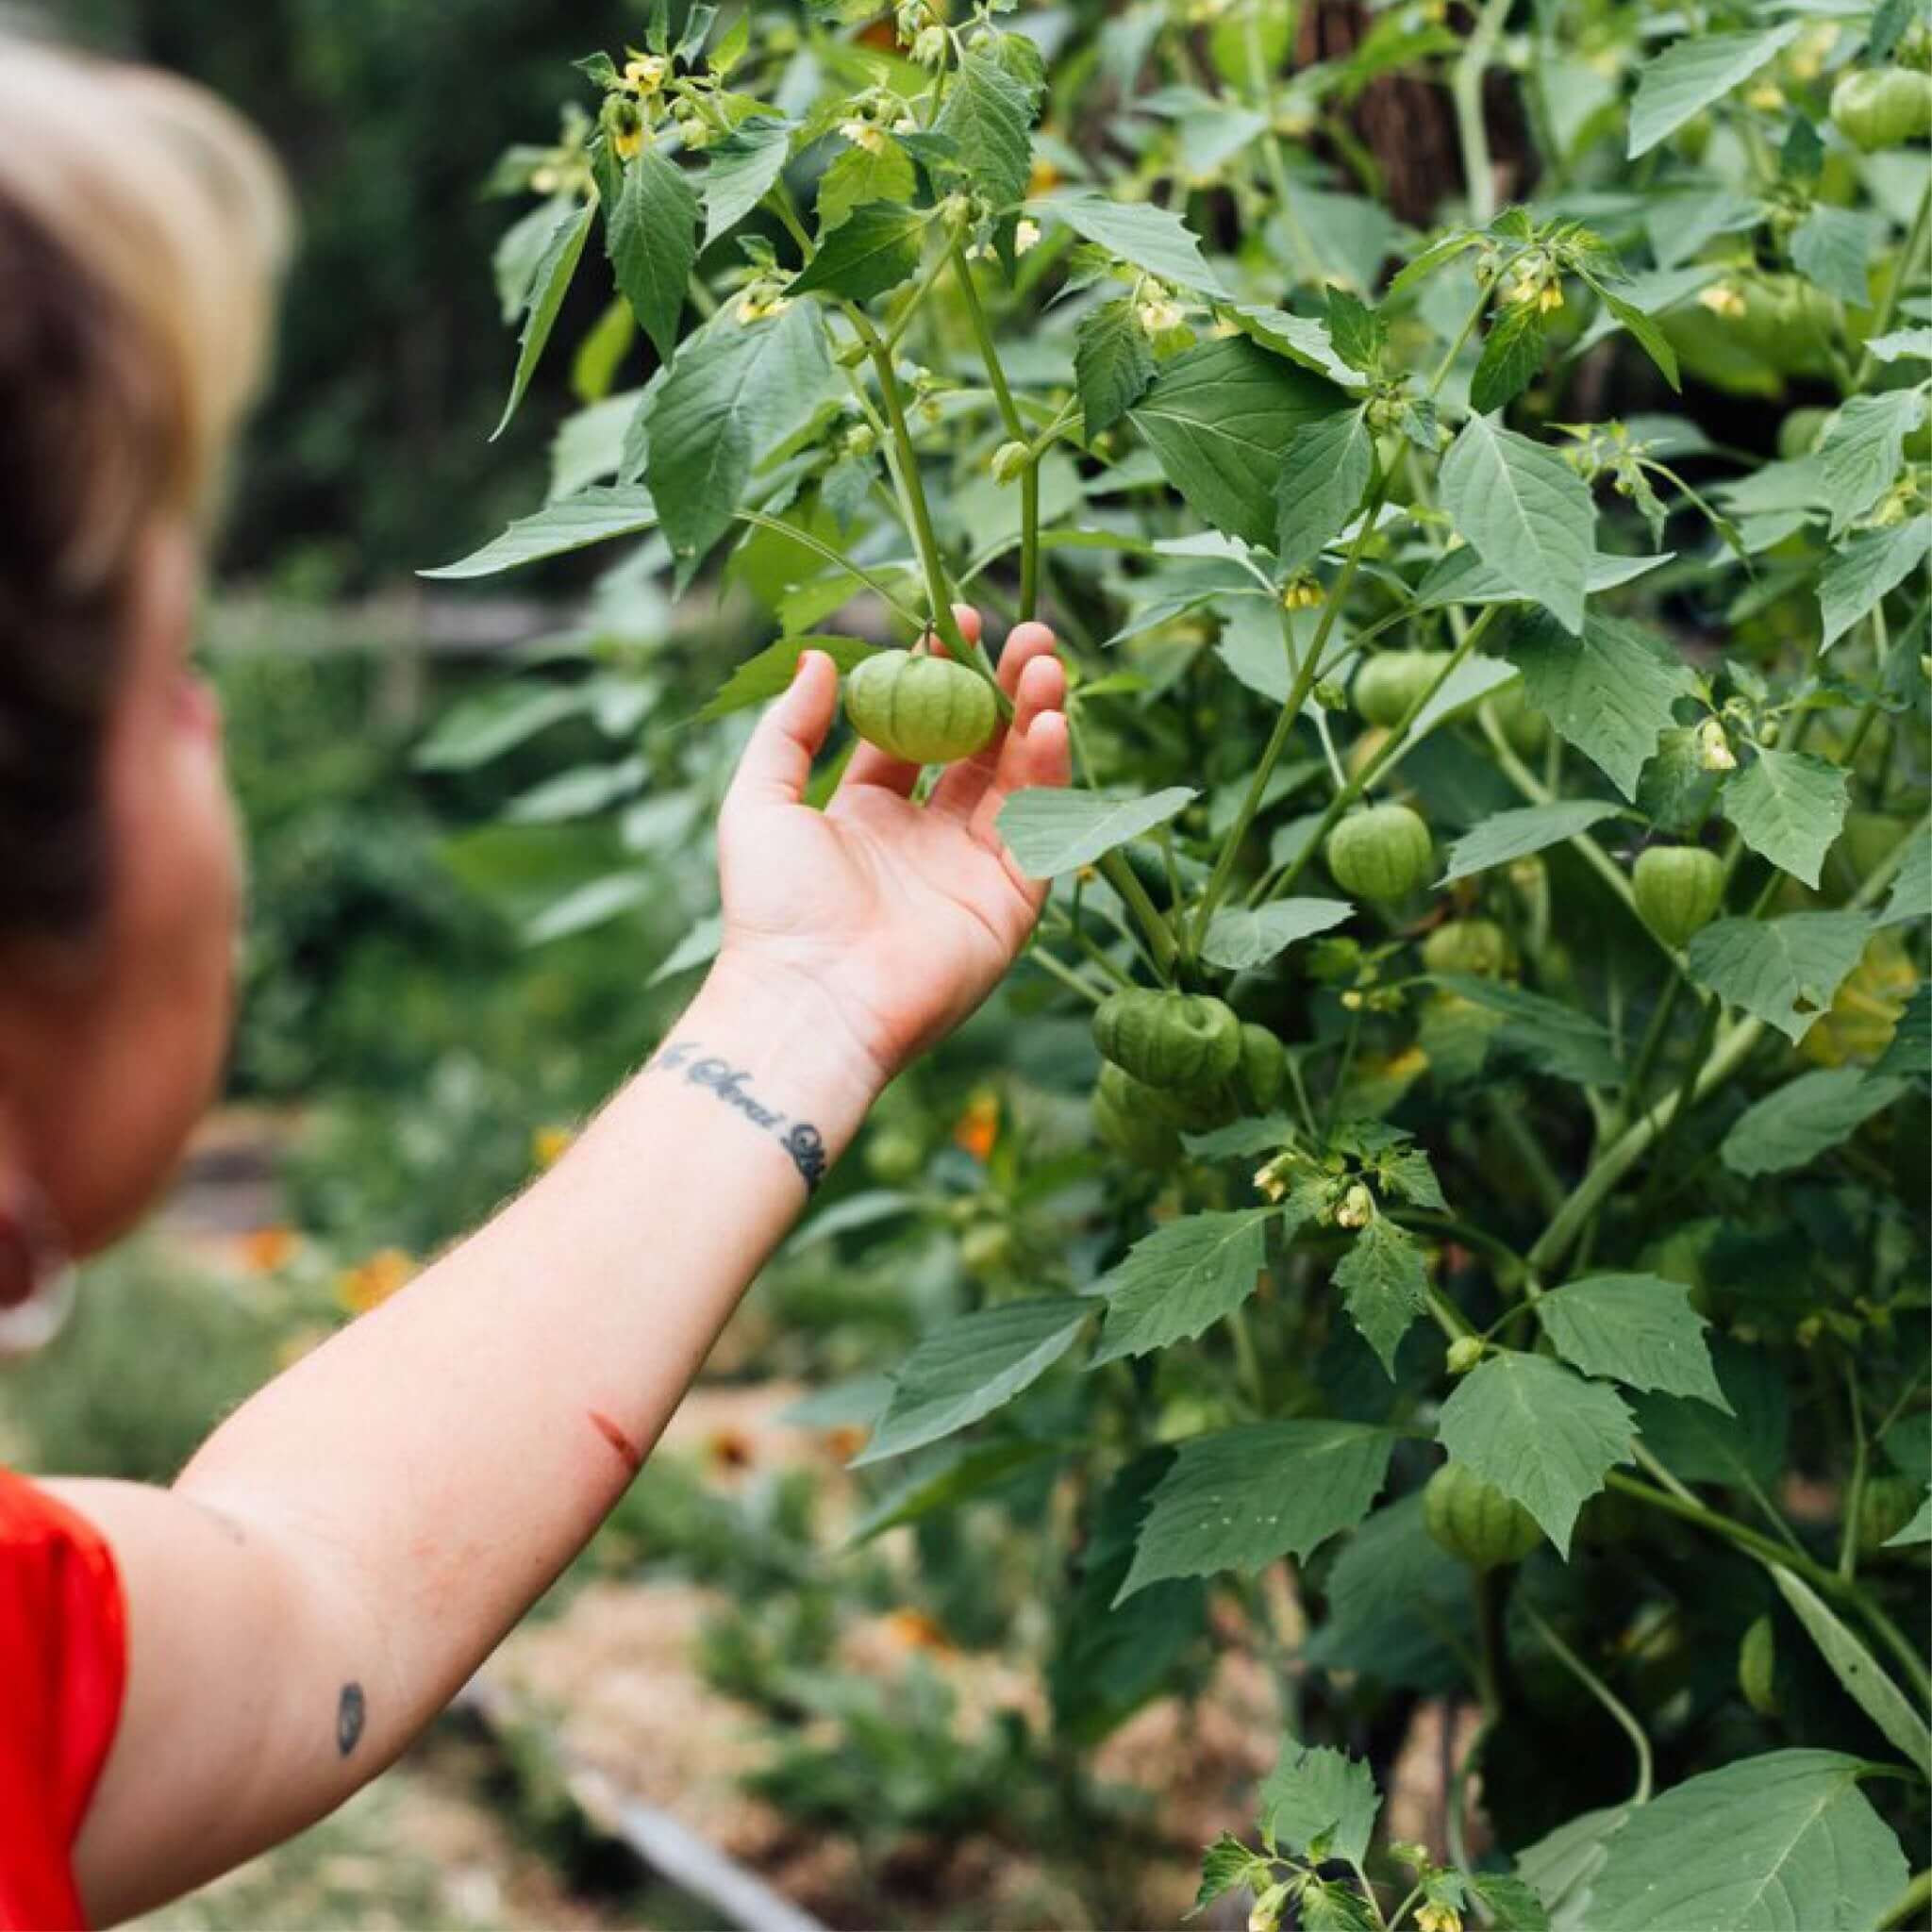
[58,613,1068,1923]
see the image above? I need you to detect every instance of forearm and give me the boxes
[72,957,883,1916]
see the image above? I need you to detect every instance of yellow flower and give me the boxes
[335,1248,416,1317]
[1417,1906,1463,1932]
[623,53,668,93]
[1539,281,1564,313]
[1698,281,1747,320]
[1693,716,1737,772]
[614,122,644,161]
[839,118,889,156]
[1280,575,1324,610]
[1746,81,1785,110]
[1028,156,1061,195]
[1337,1182,1374,1230]
[1137,295,1186,335]
[1014,217,1041,256]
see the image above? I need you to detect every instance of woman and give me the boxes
[0,32,1067,1926]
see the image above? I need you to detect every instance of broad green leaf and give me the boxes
[1274,408,1376,574]
[1626,24,1803,158]
[549,391,644,502]
[848,1437,1066,1544]
[1025,192,1227,294]
[1590,1750,1908,1930]
[491,199,593,440]
[1129,337,1350,548]
[1226,304,1364,386]
[852,1298,1091,1466]
[1593,286,1681,391]
[1469,298,1549,414]
[934,49,1035,208]
[494,194,570,324]
[1439,799,1625,885]
[1305,1495,1480,1691]
[1720,749,1849,888]
[1409,654,1522,740]
[694,634,881,723]
[1516,1804,1632,1931]
[1885,1491,1932,1546]
[997,785,1197,876]
[1816,390,1924,538]
[1879,823,1930,928]
[524,871,653,946]
[422,484,658,579]
[645,302,839,575]
[1195,1836,1262,1912]
[1469,1872,1552,1932]
[1771,1570,1932,1777]
[1200,898,1354,971]
[1631,1336,1788,1489]
[1118,1421,1393,1601]
[1184,1114,1295,1159]
[1435,974,1622,1088]
[1091,1208,1275,1363]
[1323,287,1387,375]
[1259,1740,1381,1867]
[1335,1219,1429,1377]
[791,200,928,300]
[1685,911,1874,1043]
[1820,520,1932,650]
[1864,325,1932,362]
[505,757,645,824]
[702,114,792,245]
[1414,545,1672,610]
[1790,204,1880,308]
[1721,1067,1907,1176]
[415,683,586,770]
[607,148,698,362]
[1437,1353,1636,1554]
[1507,609,1703,800]
[1440,415,1595,634]
[816,136,916,231]
[1535,1274,1729,1409]
[1074,296,1156,440]
[1874,982,1930,1082]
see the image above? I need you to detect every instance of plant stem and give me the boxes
[1854,167,1932,392]
[1102,852,1180,979]
[1840,1357,1869,1583]
[1519,1601,1653,1805]
[1451,0,1513,225]
[1878,1871,1932,1932]
[947,241,1042,621]
[1486,1090,1569,1221]
[1025,942,1108,1007]
[1430,284,1491,397]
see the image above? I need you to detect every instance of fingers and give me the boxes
[930,641,1064,819]
[723,650,838,815]
[838,605,989,801]
[975,700,1071,899]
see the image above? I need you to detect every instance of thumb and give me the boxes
[726,649,840,809]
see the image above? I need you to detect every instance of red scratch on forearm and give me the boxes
[587,1408,642,1475]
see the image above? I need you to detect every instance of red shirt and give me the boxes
[0,1472,125,1931]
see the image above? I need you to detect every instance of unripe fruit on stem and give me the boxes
[1091,1063,1182,1167]
[1632,845,1725,948]
[1446,1335,1484,1374]
[1325,803,1433,900]
[1739,1615,1778,1716]
[1857,1473,1922,1554]
[1831,66,1932,151]
[1423,918,1516,979]
[1491,682,1551,758]
[1424,1461,1541,1569]
[1239,1023,1288,1111]
[1353,650,1450,727]
[843,650,998,763]
[1092,989,1242,1089]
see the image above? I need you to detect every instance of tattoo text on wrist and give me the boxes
[646,1039,827,1191]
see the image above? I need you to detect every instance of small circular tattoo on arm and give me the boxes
[337,1681,366,1757]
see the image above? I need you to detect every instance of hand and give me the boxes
[712,608,1070,1091]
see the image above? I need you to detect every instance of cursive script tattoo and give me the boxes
[337,1682,366,1757]
[647,1039,828,1191]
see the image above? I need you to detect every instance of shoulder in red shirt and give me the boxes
[0,1470,126,1932]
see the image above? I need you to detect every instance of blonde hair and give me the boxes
[0,28,290,933]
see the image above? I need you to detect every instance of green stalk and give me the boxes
[1878,1872,1932,1931]
[1430,283,1492,397]
[1840,1357,1869,1583]
[1267,607,1503,904]
[1451,0,1514,225]
[948,241,1041,622]
[1192,492,1391,947]
[1519,1600,1653,1804]
[1024,942,1108,1008]
[1103,852,1180,979]
[1854,166,1932,392]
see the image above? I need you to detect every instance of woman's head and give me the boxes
[0,30,288,1278]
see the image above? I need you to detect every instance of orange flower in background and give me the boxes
[708,1425,756,1471]
[335,1247,415,1316]
[238,1225,299,1274]
[953,1089,999,1162]
[531,1124,575,1170]
[1028,155,1060,195]
[881,1607,955,1655]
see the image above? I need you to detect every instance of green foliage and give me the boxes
[430,0,1932,1918]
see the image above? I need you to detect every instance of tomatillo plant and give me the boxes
[427,0,1931,1923]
